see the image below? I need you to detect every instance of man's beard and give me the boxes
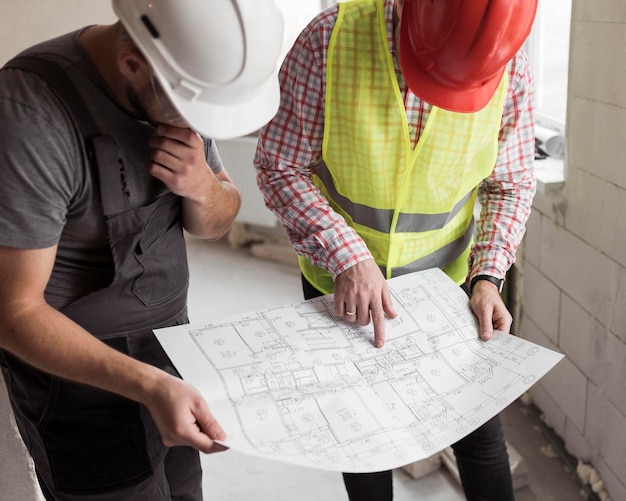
[126,82,189,128]
[126,85,154,124]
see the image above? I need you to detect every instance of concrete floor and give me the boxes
[186,234,586,501]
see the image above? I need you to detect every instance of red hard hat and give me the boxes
[399,0,538,112]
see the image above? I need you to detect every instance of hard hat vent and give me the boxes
[140,15,160,39]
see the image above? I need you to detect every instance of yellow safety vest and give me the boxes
[300,0,508,294]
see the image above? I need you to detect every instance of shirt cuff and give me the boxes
[313,226,373,280]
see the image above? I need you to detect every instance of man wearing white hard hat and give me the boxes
[0,0,283,499]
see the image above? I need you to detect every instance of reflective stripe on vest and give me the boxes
[315,161,475,234]
[300,0,507,294]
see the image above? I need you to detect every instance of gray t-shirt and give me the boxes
[0,28,224,308]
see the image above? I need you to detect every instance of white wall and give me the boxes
[0,0,116,65]
[520,1,626,500]
[0,1,117,497]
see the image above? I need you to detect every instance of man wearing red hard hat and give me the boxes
[255,0,538,499]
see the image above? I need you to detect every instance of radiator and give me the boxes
[215,136,278,228]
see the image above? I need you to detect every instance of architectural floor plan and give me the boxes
[155,268,563,472]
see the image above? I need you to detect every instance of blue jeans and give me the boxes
[301,275,514,501]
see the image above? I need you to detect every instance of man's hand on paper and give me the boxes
[334,259,397,348]
[470,280,513,340]
[144,372,228,454]
[153,268,564,472]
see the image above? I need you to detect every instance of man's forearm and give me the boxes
[0,302,165,405]
[182,175,241,240]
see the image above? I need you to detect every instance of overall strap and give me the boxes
[4,56,101,136]
[3,56,131,215]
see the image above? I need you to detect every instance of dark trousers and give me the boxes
[37,446,202,501]
[301,275,514,501]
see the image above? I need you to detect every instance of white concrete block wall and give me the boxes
[611,267,626,342]
[566,167,626,267]
[523,263,560,344]
[539,218,620,322]
[568,98,626,190]
[518,1,626,499]
[559,294,600,376]
[590,331,626,418]
[587,384,626,499]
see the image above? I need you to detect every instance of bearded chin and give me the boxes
[126,86,153,124]
[126,85,189,129]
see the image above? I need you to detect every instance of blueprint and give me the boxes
[155,268,563,472]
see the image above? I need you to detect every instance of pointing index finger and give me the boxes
[371,305,386,348]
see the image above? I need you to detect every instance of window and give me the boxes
[525,0,572,135]
[524,0,572,190]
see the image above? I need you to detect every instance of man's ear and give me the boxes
[117,47,148,82]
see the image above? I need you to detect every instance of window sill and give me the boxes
[535,157,564,194]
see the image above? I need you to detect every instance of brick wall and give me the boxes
[519,1,626,499]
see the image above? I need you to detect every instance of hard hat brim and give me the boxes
[155,70,281,140]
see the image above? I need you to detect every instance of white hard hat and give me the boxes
[112,0,284,139]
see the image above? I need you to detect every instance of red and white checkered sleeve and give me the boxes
[254,9,373,279]
[469,49,537,283]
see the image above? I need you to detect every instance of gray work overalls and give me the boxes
[0,57,190,495]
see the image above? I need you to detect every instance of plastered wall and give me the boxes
[0,0,115,65]
[519,1,626,499]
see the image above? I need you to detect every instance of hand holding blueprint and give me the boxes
[155,268,563,472]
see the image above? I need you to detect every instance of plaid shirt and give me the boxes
[254,0,536,284]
